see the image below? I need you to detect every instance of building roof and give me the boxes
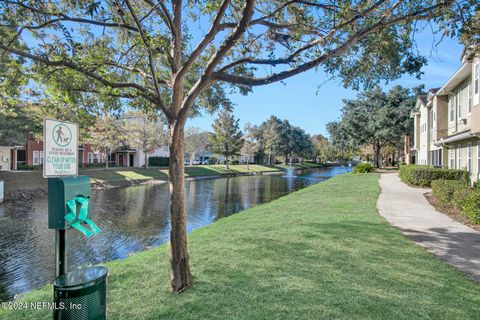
[434,130,472,146]
[436,62,472,96]
[418,95,427,106]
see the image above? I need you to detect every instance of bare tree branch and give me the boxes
[125,0,165,112]
[179,0,256,120]
[177,0,231,81]
[171,0,183,73]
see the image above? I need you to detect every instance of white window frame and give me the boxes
[467,143,472,172]
[475,63,479,96]
[449,95,455,122]
[450,148,455,169]
[457,90,462,120]
[468,81,473,114]
[457,144,462,170]
[32,151,44,165]
[477,141,480,178]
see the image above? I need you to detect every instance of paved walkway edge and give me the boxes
[377,173,480,281]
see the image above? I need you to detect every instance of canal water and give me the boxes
[0,166,345,300]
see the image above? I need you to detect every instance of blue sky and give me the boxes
[187,30,464,137]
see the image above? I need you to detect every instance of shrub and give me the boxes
[230,159,240,165]
[431,179,480,224]
[17,164,36,170]
[452,185,473,208]
[353,162,374,173]
[399,164,469,187]
[460,191,480,224]
[148,157,170,167]
[431,180,468,207]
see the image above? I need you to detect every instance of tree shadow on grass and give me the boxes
[165,220,480,319]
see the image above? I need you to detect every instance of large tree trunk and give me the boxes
[374,142,381,168]
[225,154,229,169]
[191,152,196,166]
[105,149,109,169]
[167,121,192,292]
[145,152,149,169]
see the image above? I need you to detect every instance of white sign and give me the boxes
[43,119,79,178]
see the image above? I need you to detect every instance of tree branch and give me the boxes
[4,1,139,31]
[177,0,231,81]
[213,1,448,86]
[0,44,161,104]
[125,0,165,111]
[171,0,183,73]
[179,0,256,120]
[218,0,389,72]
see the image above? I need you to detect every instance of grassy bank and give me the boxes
[2,174,479,319]
[0,164,292,194]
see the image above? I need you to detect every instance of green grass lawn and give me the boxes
[2,173,480,319]
[0,164,285,193]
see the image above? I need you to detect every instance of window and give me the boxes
[468,81,473,113]
[475,63,479,95]
[468,143,472,172]
[457,91,462,119]
[457,144,462,169]
[449,96,455,122]
[450,148,455,169]
[88,153,104,164]
[32,151,44,165]
[478,142,480,178]
[431,149,442,167]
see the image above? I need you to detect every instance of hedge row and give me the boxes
[431,180,480,224]
[148,157,170,167]
[399,165,469,187]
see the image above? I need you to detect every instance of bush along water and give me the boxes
[353,162,374,174]
[399,164,469,187]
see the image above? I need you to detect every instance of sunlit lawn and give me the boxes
[3,173,480,319]
[0,165,287,192]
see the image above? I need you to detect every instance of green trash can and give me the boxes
[54,266,108,320]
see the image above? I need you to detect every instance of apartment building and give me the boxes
[412,45,480,181]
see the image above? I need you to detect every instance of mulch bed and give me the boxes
[424,192,480,232]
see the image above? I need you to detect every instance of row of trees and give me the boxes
[0,104,338,169]
[210,112,346,168]
[327,85,421,167]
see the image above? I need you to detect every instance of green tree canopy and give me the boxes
[87,113,127,169]
[333,85,421,167]
[184,128,212,166]
[211,110,243,169]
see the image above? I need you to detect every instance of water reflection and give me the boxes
[0,166,344,300]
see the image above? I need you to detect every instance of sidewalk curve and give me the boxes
[377,173,480,281]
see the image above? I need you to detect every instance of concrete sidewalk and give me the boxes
[377,173,480,281]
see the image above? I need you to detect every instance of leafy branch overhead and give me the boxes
[1,0,476,119]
